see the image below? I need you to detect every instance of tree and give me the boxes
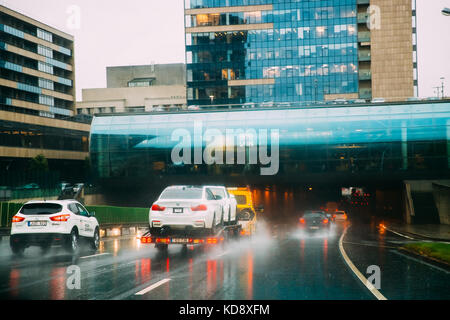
[28,154,49,172]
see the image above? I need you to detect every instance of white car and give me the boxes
[333,210,348,221]
[149,186,224,236]
[204,186,237,225]
[10,200,100,255]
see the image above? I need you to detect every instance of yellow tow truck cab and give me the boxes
[227,187,257,236]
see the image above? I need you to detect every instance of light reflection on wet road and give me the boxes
[0,221,448,300]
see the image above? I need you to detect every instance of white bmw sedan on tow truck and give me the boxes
[149,186,224,236]
[10,200,100,255]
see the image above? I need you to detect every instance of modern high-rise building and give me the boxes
[0,5,90,182]
[184,0,418,106]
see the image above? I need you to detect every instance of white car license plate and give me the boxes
[28,221,47,227]
[173,208,183,213]
[309,226,319,230]
[171,238,189,244]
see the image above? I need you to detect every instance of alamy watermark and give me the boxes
[170,121,279,176]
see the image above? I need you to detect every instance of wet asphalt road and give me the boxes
[0,221,448,300]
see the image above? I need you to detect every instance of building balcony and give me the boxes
[358,31,371,42]
[359,88,372,99]
[357,13,369,24]
[359,70,372,80]
[358,50,371,61]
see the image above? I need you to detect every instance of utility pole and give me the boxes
[440,77,445,99]
[433,86,440,98]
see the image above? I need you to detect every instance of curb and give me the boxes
[387,226,450,243]
[397,247,450,271]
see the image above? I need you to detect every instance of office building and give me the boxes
[76,64,187,115]
[184,0,418,106]
[0,5,90,182]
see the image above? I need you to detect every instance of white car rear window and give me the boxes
[160,188,203,199]
[20,203,62,215]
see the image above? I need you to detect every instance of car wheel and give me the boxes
[91,228,100,251]
[10,238,24,256]
[65,229,79,254]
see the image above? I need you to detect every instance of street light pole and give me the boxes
[440,77,445,99]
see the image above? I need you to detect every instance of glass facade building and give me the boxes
[90,101,450,185]
[185,0,417,106]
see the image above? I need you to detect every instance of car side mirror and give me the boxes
[90,211,96,217]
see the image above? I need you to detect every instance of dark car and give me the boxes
[299,210,331,232]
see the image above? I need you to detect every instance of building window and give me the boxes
[39,94,54,106]
[38,45,53,58]
[38,78,54,90]
[38,61,54,74]
[37,28,53,42]
[128,79,153,87]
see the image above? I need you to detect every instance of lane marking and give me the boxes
[135,278,171,296]
[80,253,110,259]
[390,250,450,274]
[384,227,415,240]
[338,226,388,300]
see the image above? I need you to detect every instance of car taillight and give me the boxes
[50,214,71,222]
[332,214,336,218]
[191,204,207,211]
[343,214,348,220]
[151,204,166,211]
[323,219,329,224]
[12,216,25,223]
[299,218,305,224]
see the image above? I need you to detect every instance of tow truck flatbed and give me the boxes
[139,224,243,249]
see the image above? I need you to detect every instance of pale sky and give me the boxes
[1,0,449,100]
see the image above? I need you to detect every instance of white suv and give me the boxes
[10,200,100,255]
[149,186,224,236]
[204,186,237,225]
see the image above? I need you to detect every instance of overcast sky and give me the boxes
[1,0,449,100]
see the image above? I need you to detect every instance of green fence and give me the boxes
[0,202,148,228]
[0,202,23,228]
[85,205,148,225]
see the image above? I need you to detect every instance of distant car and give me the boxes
[204,186,237,225]
[153,106,166,112]
[242,102,256,109]
[187,105,201,111]
[349,99,367,104]
[73,183,84,193]
[277,102,291,108]
[371,98,385,103]
[149,186,224,236]
[407,97,420,102]
[10,200,100,255]
[17,183,40,190]
[299,211,331,232]
[333,210,348,221]
[332,99,348,105]
[227,187,257,236]
[260,101,275,108]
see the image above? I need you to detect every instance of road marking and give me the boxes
[390,250,450,274]
[384,227,415,240]
[80,253,110,259]
[135,278,171,296]
[339,226,387,300]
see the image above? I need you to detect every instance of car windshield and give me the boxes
[303,212,326,219]
[234,195,247,205]
[20,203,62,215]
[159,188,203,200]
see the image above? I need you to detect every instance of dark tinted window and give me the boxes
[20,203,62,215]
[303,212,326,219]
[160,188,203,200]
[76,204,89,217]
[235,195,247,204]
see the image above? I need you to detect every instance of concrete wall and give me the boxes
[106,64,186,88]
[432,183,450,225]
[370,0,415,101]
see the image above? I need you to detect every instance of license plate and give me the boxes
[173,208,183,213]
[309,226,319,230]
[28,221,47,227]
[171,238,190,244]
